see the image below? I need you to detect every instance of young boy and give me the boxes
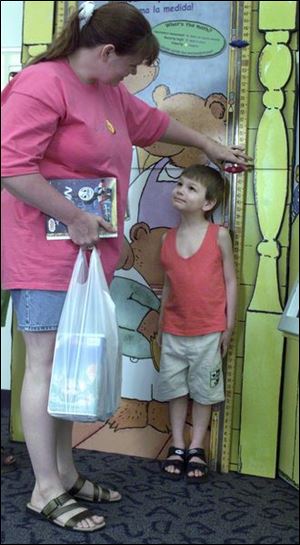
[157,164,237,482]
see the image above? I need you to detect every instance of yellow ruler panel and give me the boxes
[209,1,252,473]
[54,1,77,35]
[22,1,77,64]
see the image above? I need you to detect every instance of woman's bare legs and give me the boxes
[21,331,104,529]
[56,421,121,500]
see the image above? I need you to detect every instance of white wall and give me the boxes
[1,1,23,48]
[1,1,24,390]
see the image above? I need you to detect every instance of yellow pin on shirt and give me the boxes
[106,120,116,134]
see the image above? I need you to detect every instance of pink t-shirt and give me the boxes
[1,59,170,289]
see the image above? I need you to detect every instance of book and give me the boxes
[45,177,118,240]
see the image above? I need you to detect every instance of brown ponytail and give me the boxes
[28,2,159,66]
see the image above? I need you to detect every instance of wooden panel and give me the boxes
[10,315,25,441]
[23,1,55,44]
[239,0,297,478]
[241,314,284,476]
[278,336,299,487]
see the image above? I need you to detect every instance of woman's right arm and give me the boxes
[2,174,115,246]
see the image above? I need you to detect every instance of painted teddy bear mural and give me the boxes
[108,80,227,436]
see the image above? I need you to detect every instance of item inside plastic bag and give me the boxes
[48,248,122,422]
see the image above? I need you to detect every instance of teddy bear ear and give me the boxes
[116,237,135,270]
[152,84,170,107]
[209,101,226,120]
[130,222,151,241]
[204,93,227,120]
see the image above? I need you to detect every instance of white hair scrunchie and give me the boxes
[79,1,96,30]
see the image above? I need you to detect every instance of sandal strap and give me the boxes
[186,461,208,474]
[162,458,185,471]
[42,493,74,517]
[42,492,95,528]
[69,474,111,502]
[94,485,111,502]
[167,447,186,460]
[64,508,96,529]
[68,475,86,496]
[186,448,206,463]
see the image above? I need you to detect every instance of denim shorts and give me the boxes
[10,290,67,332]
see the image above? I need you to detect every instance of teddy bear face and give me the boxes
[123,61,160,95]
[129,223,168,290]
[144,85,227,168]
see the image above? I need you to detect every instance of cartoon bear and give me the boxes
[110,220,171,432]
[123,60,160,95]
[109,221,194,433]
[135,85,227,229]
[112,223,167,366]
[108,87,228,436]
[142,84,227,167]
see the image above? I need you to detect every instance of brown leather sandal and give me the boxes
[68,474,121,503]
[26,492,105,532]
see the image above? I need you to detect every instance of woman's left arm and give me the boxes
[218,227,238,357]
[159,116,252,169]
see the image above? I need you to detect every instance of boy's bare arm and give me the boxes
[218,227,237,355]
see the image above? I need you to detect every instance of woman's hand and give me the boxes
[67,210,116,248]
[203,138,253,170]
[160,118,253,170]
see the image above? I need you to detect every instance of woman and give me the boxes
[1,1,251,532]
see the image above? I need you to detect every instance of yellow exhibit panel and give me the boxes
[23,2,55,44]
[238,0,298,480]
[240,314,284,477]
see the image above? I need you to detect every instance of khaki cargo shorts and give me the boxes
[156,332,225,405]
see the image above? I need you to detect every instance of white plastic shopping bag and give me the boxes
[48,248,122,422]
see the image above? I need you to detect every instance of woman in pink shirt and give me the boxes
[1,1,251,533]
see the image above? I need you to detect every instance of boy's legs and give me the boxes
[187,332,224,477]
[164,395,188,475]
[187,401,211,477]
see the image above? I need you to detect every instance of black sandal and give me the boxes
[186,448,209,483]
[161,447,186,480]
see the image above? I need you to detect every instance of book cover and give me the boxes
[46,178,118,240]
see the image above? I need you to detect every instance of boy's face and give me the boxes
[172,176,216,214]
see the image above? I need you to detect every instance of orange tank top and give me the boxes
[160,223,227,336]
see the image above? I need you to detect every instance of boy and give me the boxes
[157,164,237,482]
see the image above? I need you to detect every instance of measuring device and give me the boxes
[54,1,77,35]
[209,1,252,473]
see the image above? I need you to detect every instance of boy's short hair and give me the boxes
[181,164,229,214]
